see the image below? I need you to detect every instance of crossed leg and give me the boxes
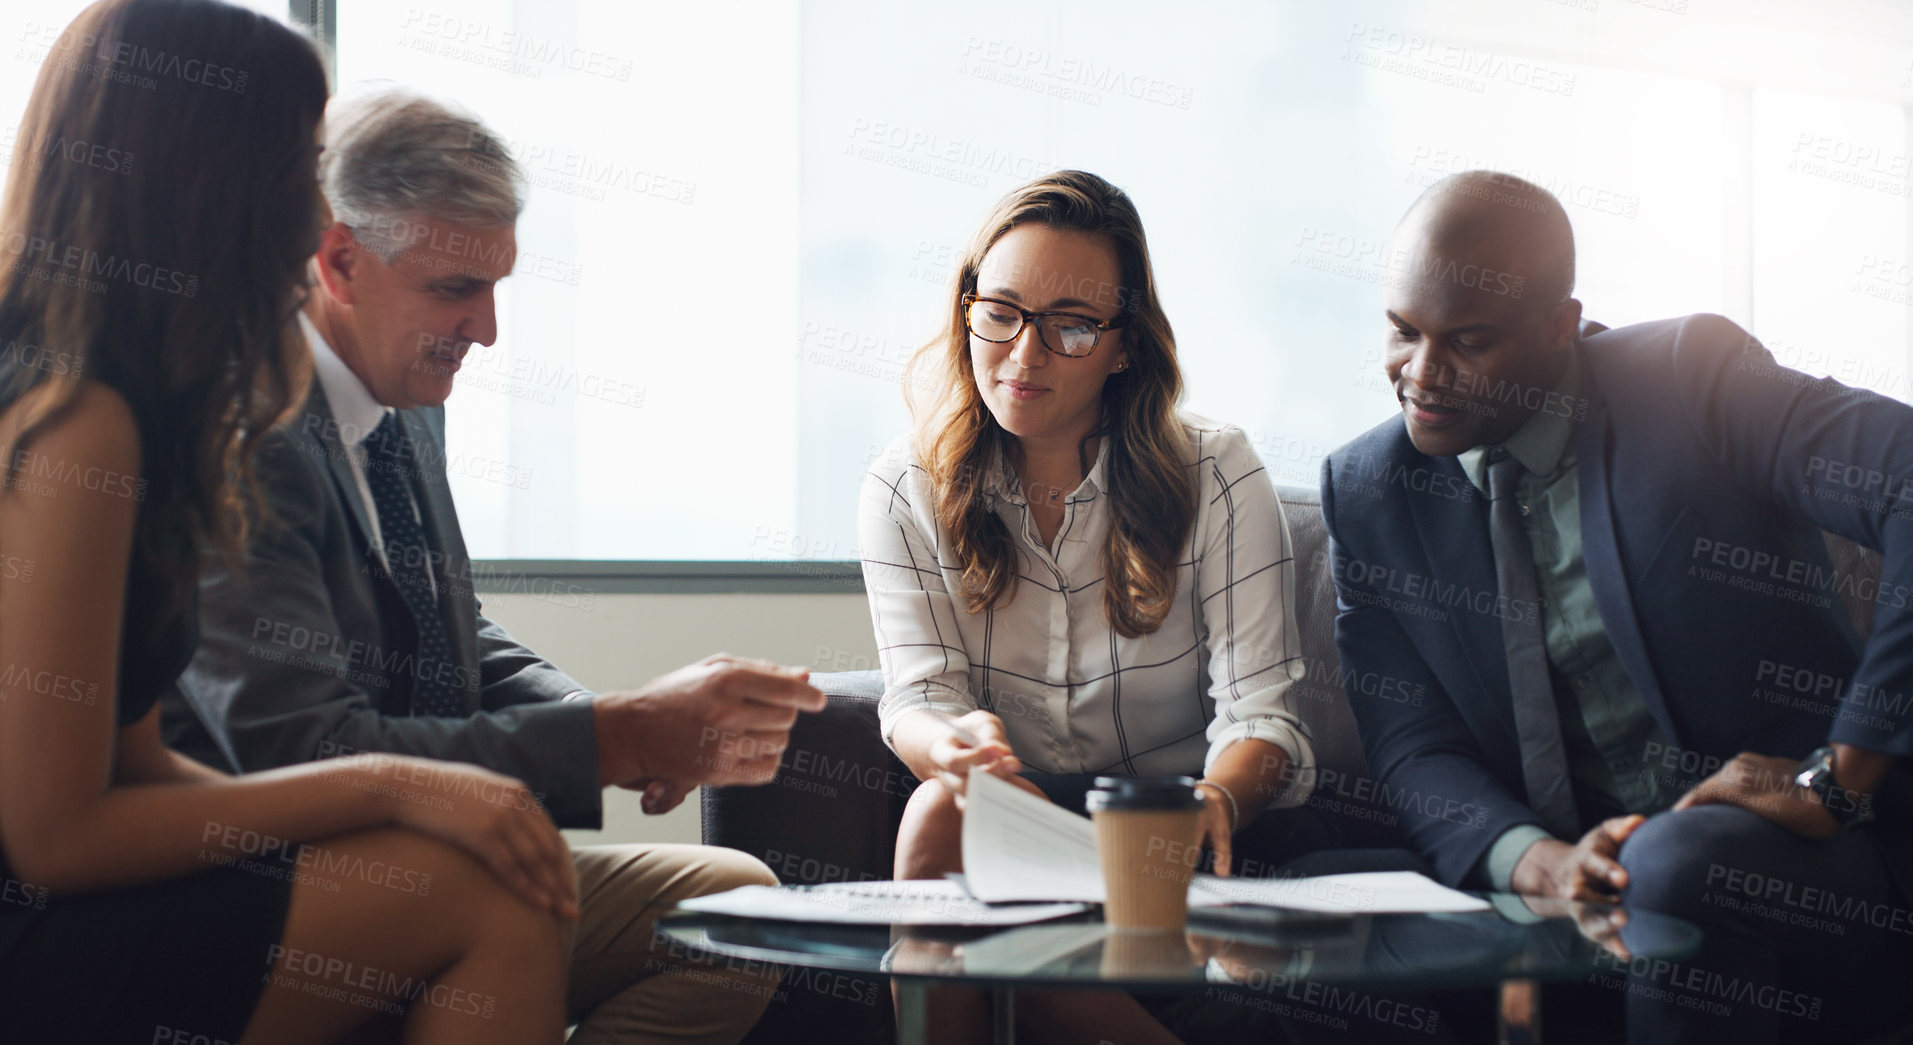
[239,827,569,1045]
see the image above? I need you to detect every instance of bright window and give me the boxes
[4,1,1911,562]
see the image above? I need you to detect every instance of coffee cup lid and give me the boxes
[1084,775,1204,812]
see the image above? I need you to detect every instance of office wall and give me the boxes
[477,592,880,847]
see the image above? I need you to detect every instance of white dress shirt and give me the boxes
[299,312,402,566]
[859,416,1317,808]
[298,315,591,705]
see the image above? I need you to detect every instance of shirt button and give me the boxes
[1575,675,1591,688]
[1519,504,1531,517]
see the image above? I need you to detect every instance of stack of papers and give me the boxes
[1191,870,1489,914]
[960,770,1489,915]
[678,878,1088,926]
[681,769,1488,926]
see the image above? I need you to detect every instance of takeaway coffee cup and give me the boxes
[1085,775,1205,931]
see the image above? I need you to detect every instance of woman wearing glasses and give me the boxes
[860,170,1320,1043]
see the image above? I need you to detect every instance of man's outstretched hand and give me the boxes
[593,653,827,791]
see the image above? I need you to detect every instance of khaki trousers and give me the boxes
[564,844,779,1044]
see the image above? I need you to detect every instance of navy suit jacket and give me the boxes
[1321,314,1913,888]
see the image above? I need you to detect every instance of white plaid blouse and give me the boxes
[858,417,1316,808]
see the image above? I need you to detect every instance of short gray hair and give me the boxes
[319,85,525,261]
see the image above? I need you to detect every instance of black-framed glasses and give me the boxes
[961,293,1129,358]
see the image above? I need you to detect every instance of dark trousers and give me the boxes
[1284,815,1913,1044]
[1613,804,1912,1045]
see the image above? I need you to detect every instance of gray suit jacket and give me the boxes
[162,384,605,828]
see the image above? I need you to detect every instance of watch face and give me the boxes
[1805,754,1874,829]
[1795,748,1831,791]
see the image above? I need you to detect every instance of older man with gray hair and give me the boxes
[162,86,824,1043]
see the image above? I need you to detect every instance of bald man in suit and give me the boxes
[1322,170,1912,1043]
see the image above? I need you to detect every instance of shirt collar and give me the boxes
[983,434,1111,507]
[299,311,391,452]
[1457,346,1583,494]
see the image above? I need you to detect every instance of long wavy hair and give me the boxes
[0,0,327,615]
[903,170,1194,637]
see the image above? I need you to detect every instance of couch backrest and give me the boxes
[1271,485,1372,792]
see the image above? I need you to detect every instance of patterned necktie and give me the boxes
[1486,449,1579,839]
[362,413,465,718]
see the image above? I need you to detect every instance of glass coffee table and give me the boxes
[657,895,1700,1044]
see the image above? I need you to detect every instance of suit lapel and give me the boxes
[303,385,380,556]
[400,409,481,702]
[1403,455,1512,711]
[1575,363,1679,743]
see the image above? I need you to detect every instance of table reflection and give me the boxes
[667,895,1698,993]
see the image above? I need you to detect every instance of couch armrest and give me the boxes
[701,670,917,885]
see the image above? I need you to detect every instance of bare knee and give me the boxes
[256,828,565,1041]
[895,779,963,880]
[338,828,564,951]
[425,842,562,948]
[362,830,494,904]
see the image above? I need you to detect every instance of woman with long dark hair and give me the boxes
[0,2,572,1041]
[861,170,1322,1042]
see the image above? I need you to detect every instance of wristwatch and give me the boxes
[1794,746,1877,831]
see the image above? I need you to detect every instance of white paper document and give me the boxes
[960,768,1489,915]
[677,879,1089,926]
[1192,871,1489,914]
[961,769,1108,902]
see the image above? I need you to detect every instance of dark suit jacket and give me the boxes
[1321,314,1913,888]
[162,384,605,828]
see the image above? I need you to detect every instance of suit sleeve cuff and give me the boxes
[517,697,604,830]
[1481,824,1552,893]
